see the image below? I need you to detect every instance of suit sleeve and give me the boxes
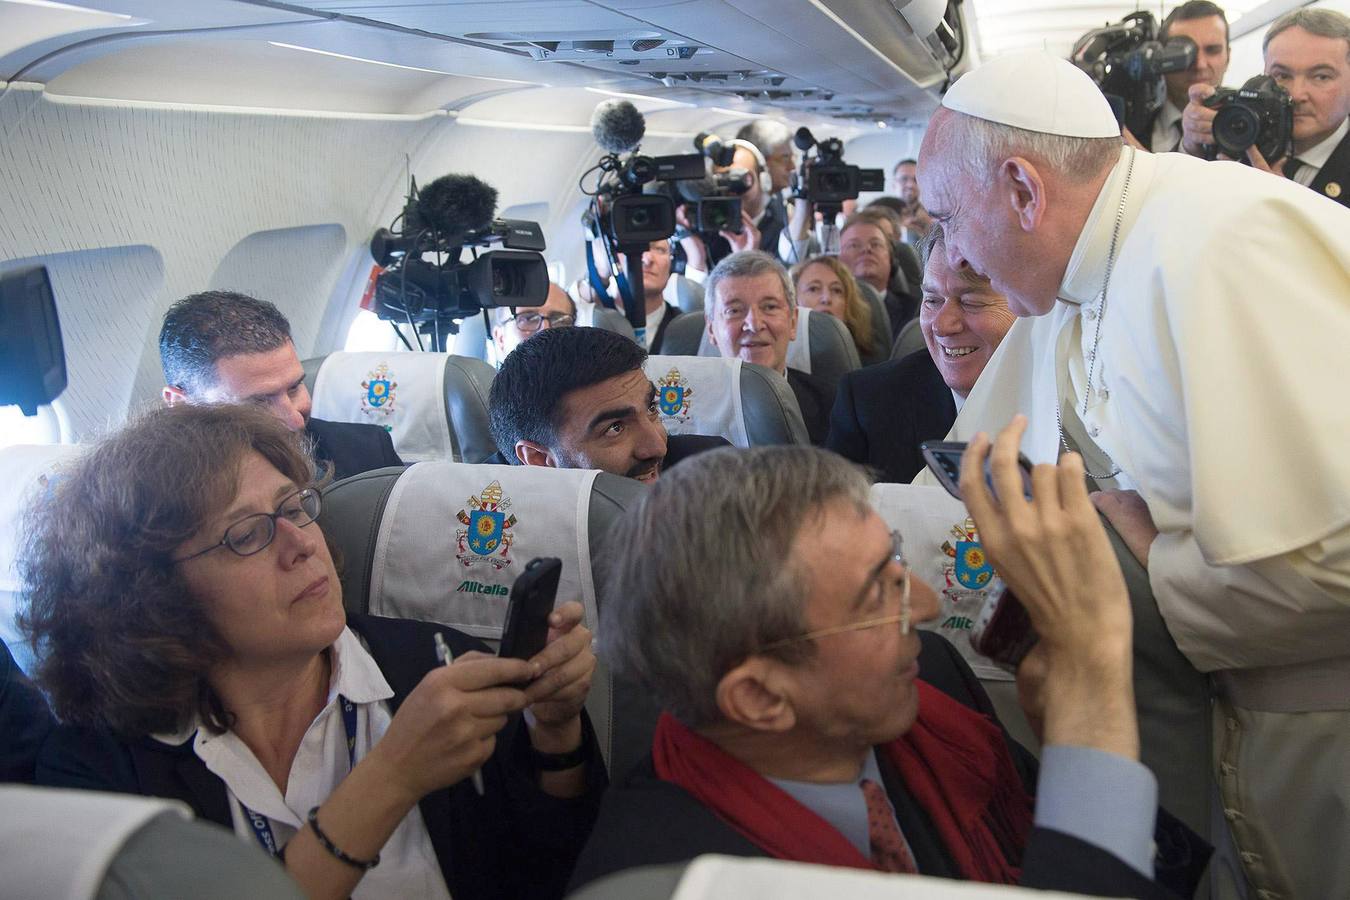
[375,427,404,467]
[0,642,53,783]
[824,374,869,466]
[36,724,141,794]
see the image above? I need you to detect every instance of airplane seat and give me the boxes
[856,281,895,354]
[891,317,926,361]
[590,308,639,341]
[449,313,493,363]
[657,308,860,381]
[318,461,648,774]
[643,355,809,448]
[303,351,497,463]
[0,443,83,675]
[672,275,704,313]
[1,786,303,900]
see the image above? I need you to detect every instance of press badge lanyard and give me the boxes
[238,695,358,858]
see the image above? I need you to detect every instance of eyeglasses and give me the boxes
[513,312,575,333]
[759,530,911,653]
[174,487,322,563]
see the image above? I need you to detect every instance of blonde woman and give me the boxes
[790,255,885,366]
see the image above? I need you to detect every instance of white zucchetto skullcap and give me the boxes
[942,50,1120,139]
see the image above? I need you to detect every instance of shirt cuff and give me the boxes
[683,265,707,285]
[1033,744,1158,879]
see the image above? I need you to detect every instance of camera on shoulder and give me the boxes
[1200,75,1294,163]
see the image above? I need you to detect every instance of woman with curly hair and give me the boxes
[790,255,887,366]
[22,403,602,900]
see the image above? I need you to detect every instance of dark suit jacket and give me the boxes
[570,631,1208,899]
[1,638,52,784]
[305,417,403,482]
[786,367,835,446]
[826,349,956,484]
[37,615,605,900]
[648,302,683,355]
[1307,128,1350,210]
[705,195,788,268]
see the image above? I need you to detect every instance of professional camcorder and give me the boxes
[1200,74,1294,163]
[367,173,549,350]
[1071,11,1197,131]
[790,127,884,210]
[583,99,707,246]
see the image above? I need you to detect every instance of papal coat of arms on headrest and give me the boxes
[940,516,994,592]
[455,480,517,570]
[656,367,693,424]
[359,362,397,432]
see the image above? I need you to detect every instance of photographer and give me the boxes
[1139,2,1231,152]
[1182,9,1350,207]
[677,137,788,275]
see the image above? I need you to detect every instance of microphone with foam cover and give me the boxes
[693,131,737,167]
[416,173,498,239]
[793,126,817,152]
[591,99,647,154]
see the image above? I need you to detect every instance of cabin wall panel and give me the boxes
[0,84,441,439]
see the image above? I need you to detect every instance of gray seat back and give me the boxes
[891,317,926,361]
[319,462,647,772]
[658,308,861,380]
[672,275,704,313]
[590,307,638,341]
[303,352,497,463]
[857,280,894,351]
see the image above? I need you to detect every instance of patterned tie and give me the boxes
[860,778,918,874]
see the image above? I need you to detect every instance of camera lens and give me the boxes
[628,207,652,228]
[1213,105,1259,157]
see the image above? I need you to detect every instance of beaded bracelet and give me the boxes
[306,806,380,871]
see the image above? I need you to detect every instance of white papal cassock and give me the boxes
[934,144,1350,900]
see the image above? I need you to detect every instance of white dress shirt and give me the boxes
[1289,118,1348,187]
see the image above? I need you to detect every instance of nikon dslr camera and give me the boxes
[1200,75,1294,164]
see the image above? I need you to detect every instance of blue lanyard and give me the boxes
[240,695,358,858]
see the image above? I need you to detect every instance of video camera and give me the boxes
[583,99,708,246]
[1200,74,1293,163]
[789,127,884,211]
[368,174,549,351]
[1071,11,1197,131]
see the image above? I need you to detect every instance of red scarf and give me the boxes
[652,680,1033,883]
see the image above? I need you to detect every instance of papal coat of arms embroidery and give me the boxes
[359,362,397,432]
[656,367,693,425]
[455,480,517,570]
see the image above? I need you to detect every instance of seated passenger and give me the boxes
[491,282,576,362]
[790,255,885,366]
[22,404,602,900]
[160,291,402,480]
[838,211,921,339]
[572,433,1206,897]
[488,326,728,480]
[1,638,51,784]
[827,226,1016,483]
[704,251,835,445]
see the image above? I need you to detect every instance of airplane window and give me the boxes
[0,403,67,450]
[343,309,406,353]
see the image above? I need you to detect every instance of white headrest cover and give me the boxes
[311,351,453,462]
[869,482,1011,682]
[645,355,749,448]
[368,462,601,641]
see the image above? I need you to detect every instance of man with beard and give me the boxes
[487,326,726,481]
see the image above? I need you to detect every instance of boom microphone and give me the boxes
[693,131,737,167]
[416,173,498,239]
[591,99,647,154]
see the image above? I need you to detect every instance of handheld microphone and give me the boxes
[591,99,647,154]
[793,126,817,152]
[416,174,499,240]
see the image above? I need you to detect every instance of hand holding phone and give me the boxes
[498,558,563,663]
[921,440,1034,503]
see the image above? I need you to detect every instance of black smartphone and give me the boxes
[920,440,1034,502]
[969,581,1039,673]
[497,557,562,662]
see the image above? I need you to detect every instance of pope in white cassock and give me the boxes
[916,51,1350,900]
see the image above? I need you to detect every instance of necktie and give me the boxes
[860,778,918,874]
[1284,157,1305,181]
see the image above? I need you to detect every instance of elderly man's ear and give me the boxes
[714,657,798,733]
[1000,157,1047,233]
